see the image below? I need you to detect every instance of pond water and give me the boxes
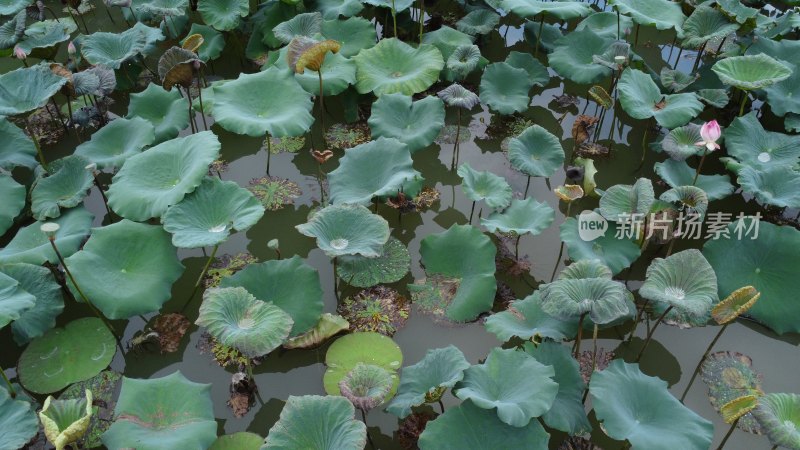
[2,1,799,449]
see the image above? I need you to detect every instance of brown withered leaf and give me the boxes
[572,115,600,145]
[152,313,191,353]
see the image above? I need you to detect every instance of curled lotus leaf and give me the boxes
[753,393,800,448]
[81,23,164,69]
[576,11,633,38]
[337,237,410,288]
[339,363,393,411]
[446,45,482,79]
[481,197,555,236]
[507,125,565,178]
[338,286,410,336]
[286,37,341,73]
[659,185,709,219]
[353,38,444,96]
[39,389,93,450]
[711,285,760,325]
[437,83,479,109]
[554,184,584,202]
[712,54,793,91]
[701,351,764,434]
[0,207,93,266]
[126,83,190,143]
[368,94,445,152]
[608,0,687,31]
[323,332,402,397]
[458,162,512,210]
[0,10,26,49]
[720,395,759,424]
[273,11,323,44]
[157,46,201,91]
[697,89,729,108]
[197,0,248,31]
[505,51,549,87]
[421,26,474,62]
[539,276,630,324]
[558,259,613,280]
[479,62,532,114]
[14,18,76,54]
[661,123,703,160]
[660,67,699,93]
[654,159,734,201]
[456,9,500,35]
[30,155,94,221]
[0,173,25,236]
[484,290,579,342]
[74,117,155,170]
[599,177,655,222]
[0,385,38,450]
[736,165,800,209]
[639,249,717,323]
[0,64,67,116]
[618,68,704,129]
[314,0,363,19]
[679,5,739,49]
[283,313,349,349]
[263,395,367,450]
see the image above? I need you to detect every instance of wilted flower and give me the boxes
[695,120,721,151]
[13,45,26,60]
[554,184,585,202]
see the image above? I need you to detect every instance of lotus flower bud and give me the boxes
[67,41,76,55]
[267,239,279,250]
[40,222,60,238]
[13,46,26,60]
[695,120,722,151]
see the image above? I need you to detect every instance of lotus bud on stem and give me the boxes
[268,239,281,259]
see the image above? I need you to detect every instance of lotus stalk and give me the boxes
[391,0,397,37]
[451,109,462,170]
[195,74,208,131]
[634,305,673,361]
[418,0,424,42]
[25,123,48,171]
[738,89,749,117]
[534,14,545,58]
[691,43,707,73]
[716,416,740,450]
[573,312,587,358]
[0,364,15,398]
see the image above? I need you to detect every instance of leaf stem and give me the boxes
[680,323,728,402]
[635,305,673,361]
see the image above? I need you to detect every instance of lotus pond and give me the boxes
[2,0,800,449]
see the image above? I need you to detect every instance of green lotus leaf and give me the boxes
[107,131,220,221]
[457,162,512,210]
[368,94,445,152]
[437,84,479,111]
[220,256,323,336]
[412,224,496,322]
[323,332,402,396]
[262,395,367,450]
[64,220,184,319]
[696,88,730,108]
[503,0,592,20]
[523,20,564,53]
[421,26,474,63]
[210,432,264,450]
[102,371,216,450]
[362,0,413,11]
[660,68,699,93]
[524,341,590,434]
[182,23,224,61]
[454,347,557,427]
[548,29,613,85]
[197,286,293,358]
[385,345,470,418]
[74,117,155,170]
[1,263,63,345]
[481,197,555,235]
[212,67,314,137]
[18,317,115,394]
[618,68,704,129]
[736,165,800,208]
[723,111,800,170]
[353,38,444,96]
[339,362,392,411]
[712,54,792,91]
[30,155,94,221]
[484,291,579,342]
[39,389,92,450]
[133,0,187,18]
[718,0,759,23]
[0,173,24,236]
[313,0,363,19]
[505,51,550,87]
[599,177,655,221]
[560,216,641,275]
[0,11,25,51]
[507,124,565,178]
[0,65,67,116]
[446,45,482,79]
[753,393,800,448]
[704,218,800,334]
[337,237,410,288]
[285,49,356,96]
[418,399,550,450]
[0,206,93,265]
[162,177,264,248]
[700,351,763,434]
[479,62,532,114]
[680,5,739,49]
[296,204,390,257]
[274,11,322,44]
[540,276,629,324]
[283,313,349,349]
[787,113,800,132]
[660,185,709,218]
[198,0,248,31]
[590,360,713,449]
[81,23,164,69]
[0,0,28,15]
[558,259,613,280]
[0,118,36,170]
[0,386,38,450]
[609,0,686,30]
[0,269,34,330]
[320,16,376,58]
[661,123,702,160]
[14,18,75,54]
[125,83,190,143]
[456,9,500,35]
[575,11,633,39]
[764,62,800,116]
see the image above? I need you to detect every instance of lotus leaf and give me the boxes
[14,18,76,54]
[1,263,63,345]
[723,111,800,170]
[711,286,760,325]
[507,125,565,178]
[575,11,633,38]
[0,10,24,50]
[0,269,34,330]
[320,16,376,58]
[0,65,67,116]
[609,0,686,31]
[540,276,629,324]
[367,94,445,152]
[0,0,27,15]
[484,291,579,342]
[283,313,349,349]
[39,389,93,450]
[158,46,201,91]
[590,360,713,449]
[548,29,612,85]
[198,0,248,31]
[697,88,730,108]
[30,155,94,220]
[764,62,800,117]
[0,386,38,450]
[599,177,655,222]
[282,46,355,96]
[262,395,367,450]
[220,256,324,336]
[660,68,699,93]
[421,26,474,63]
[352,38,444,96]
[736,165,800,208]
[0,119,36,170]
[437,83,479,109]
[210,432,264,450]
[339,363,393,411]
[481,197,555,235]
[385,346,470,418]
[314,0,363,19]
[457,163,512,210]
[661,123,702,160]
[456,9,500,35]
[660,185,709,218]
[503,0,592,20]
[133,0,187,18]
[81,23,164,69]
[337,237,410,288]
[297,203,390,257]
[362,0,413,12]
[701,351,763,434]
[0,207,93,265]
[182,23,224,61]
[125,83,190,143]
[618,68,704,129]
[479,62,532,114]
[680,5,739,49]
[753,393,800,448]
[64,220,184,319]
[74,117,155,170]
[323,332,402,396]
[0,174,24,236]
[505,51,550,87]
[712,54,792,91]
[102,371,216,450]
[274,12,322,44]
[718,0,759,23]
[560,216,642,275]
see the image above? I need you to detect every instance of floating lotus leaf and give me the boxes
[0,386,38,450]
[599,177,655,222]
[505,51,549,87]
[485,290,579,342]
[386,346,470,418]
[661,123,702,160]
[210,432,263,450]
[353,38,444,96]
[457,163,512,210]
[0,0,27,15]
[282,45,354,96]
[704,218,800,334]
[524,341,591,434]
[263,395,367,450]
[736,165,800,209]
[283,313,349,349]
[481,197,555,236]
[158,46,201,91]
[339,363,392,411]
[701,351,764,434]
[575,11,633,38]
[654,159,734,201]
[540,276,629,324]
[39,389,92,450]
[618,68,704,129]
[0,118,36,170]
[102,371,216,450]
[30,155,93,221]
[609,0,686,30]
[182,23,224,61]
[320,16,376,58]
[323,332,402,396]
[0,207,93,266]
[162,177,264,248]
[274,12,323,44]
[711,286,760,325]
[0,65,67,116]
[697,89,730,108]
[368,94,444,152]
[660,185,709,218]
[660,68,699,94]
[337,237,410,288]
[764,62,800,116]
[107,131,220,221]
[560,216,641,275]
[18,317,115,394]
[198,0,248,31]
[0,174,24,236]
[712,54,792,91]
[220,256,324,336]
[339,286,409,336]
[1,263,63,345]
[724,111,800,170]
[559,260,613,280]
[362,0,413,11]
[212,67,314,137]
[314,0,363,19]
[437,83,479,110]
[125,83,190,143]
[507,125,565,178]
[753,393,800,448]
[197,287,293,358]
[64,220,183,319]
[81,23,164,69]
[74,117,155,170]
[680,5,739,49]
[446,45,482,80]
[133,0,187,18]
[479,62,532,114]
[548,29,612,85]
[454,347,557,427]
[0,269,34,330]
[591,360,714,449]
[418,399,550,450]
[503,0,592,20]
[421,26,474,64]
[718,0,759,23]
[456,9,500,35]
[412,225,496,322]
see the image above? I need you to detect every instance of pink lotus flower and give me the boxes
[67,41,76,55]
[695,120,721,151]
[13,46,26,60]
